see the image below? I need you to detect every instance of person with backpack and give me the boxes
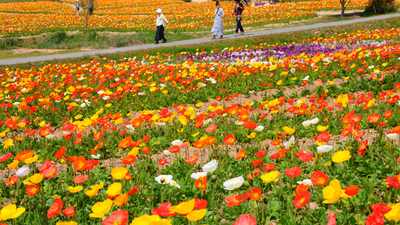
[155,8,169,44]
[232,0,244,36]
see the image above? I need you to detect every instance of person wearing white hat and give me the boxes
[155,8,169,44]
[75,0,79,16]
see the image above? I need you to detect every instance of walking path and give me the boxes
[1,13,400,66]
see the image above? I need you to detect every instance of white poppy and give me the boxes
[163,150,171,156]
[191,172,208,179]
[317,145,334,153]
[297,179,312,186]
[202,160,218,172]
[284,136,295,149]
[16,166,30,177]
[223,176,244,190]
[169,180,181,188]
[387,133,398,139]
[91,154,101,159]
[255,125,264,132]
[155,175,173,184]
[171,140,184,146]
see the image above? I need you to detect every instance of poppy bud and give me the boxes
[243,181,250,188]
[211,175,217,182]
[9,191,15,197]
[221,219,227,225]
[263,197,268,204]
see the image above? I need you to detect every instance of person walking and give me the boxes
[211,1,224,40]
[75,0,79,16]
[155,8,169,44]
[232,0,244,36]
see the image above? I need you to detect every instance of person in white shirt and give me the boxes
[75,0,79,16]
[155,8,169,44]
[211,1,224,39]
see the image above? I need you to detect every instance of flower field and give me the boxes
[0,21,400,224]
[1,0,398,37]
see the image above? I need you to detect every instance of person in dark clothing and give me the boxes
[155,8,169,44]
[232,0,244,36]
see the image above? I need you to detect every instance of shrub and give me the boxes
[49,31,68,44]
[365,0,397,14]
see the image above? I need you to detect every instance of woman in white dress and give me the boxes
[211,1,224,39]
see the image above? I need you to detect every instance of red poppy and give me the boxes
[151,202,178,217]
[143,135,150,142]
[26,184,40,196]
[224,134,236,145]
[386,174,400,188]
[226,194,244,207]
[63,206,75,218]
[195,176,207,190]
[310,171,328,186]
[358,139,368,156]
[367,113,380,124]
[235,150,247,159]
[262,164,276,172]
[365,212,384,225]
[293,191,310,208]
[344,185,359,197]
[42,166,58,179]
[86,160,99,170]
[251,160,262,166]
[327,211,337,225]
[299,152,314,162]
[232,214,257,225]
[47,198,63,219]
[293,183,309,197]
[254,149,266,158]
[102,210,129,225]
[205,124,218,133]
[248,188,262,201]
[271,139,281,146]
[194,199,208,209]
[383,111,393,118]
[243,121,258,130]
[371,204,392,214]
[72,175,88,184]
[314,131,331,143]
[169,145,181,153]
[0,152,12,162]
[247,168,260,180]
[186,153,199,164]
[127,186,138,196]
[285,166,302,178]
[55,146,66,159]
[158,159,167,165]
[4,176,18,186]
[121,155,136,165]
[124,173,133,181]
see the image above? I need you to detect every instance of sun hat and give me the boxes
[156,8,162,14]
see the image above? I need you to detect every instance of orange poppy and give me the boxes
[195,176,207,190]
[26,184,40,196]
[73,156,87,171]
[293,183,309,197]
[47,198,63,219]
[224,134,235,145]
[121,155,136,165]
[186,153,199,164]
[15,150,34,161]
[344,185,359,197]
[55,146,66,159]
[248,188,262,201]
[310,170,328,186]
[271,139,281,146]
[235,150,247,159]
